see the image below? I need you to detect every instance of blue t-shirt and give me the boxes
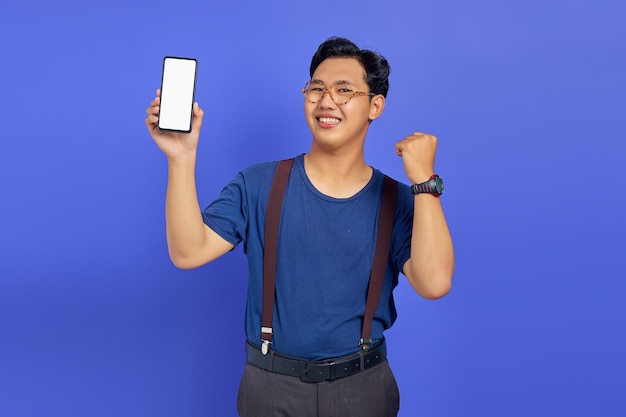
[202,154,413,360]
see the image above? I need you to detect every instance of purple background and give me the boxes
[1,1,624,416]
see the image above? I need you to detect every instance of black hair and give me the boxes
[309,37,391,98]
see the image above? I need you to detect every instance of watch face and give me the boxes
[435,177,444,194]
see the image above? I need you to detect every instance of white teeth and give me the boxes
[319,117,340,124]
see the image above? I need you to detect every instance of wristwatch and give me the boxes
[411,175,444,197]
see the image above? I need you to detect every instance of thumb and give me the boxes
[191,102,204,131]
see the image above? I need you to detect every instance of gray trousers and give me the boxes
[237,359,400,417]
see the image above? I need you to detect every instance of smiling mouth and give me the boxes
[317,117,341,125]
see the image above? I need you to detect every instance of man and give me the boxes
[145,37,454,417]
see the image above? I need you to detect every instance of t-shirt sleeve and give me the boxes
[201,172,248,247]
[392,183,414,273]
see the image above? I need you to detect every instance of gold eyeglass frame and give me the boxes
[301,81,375,105]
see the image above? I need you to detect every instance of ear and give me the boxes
[368,95,385,121]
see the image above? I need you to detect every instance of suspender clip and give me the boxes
[261,340,271,355]
[359,338,373,350]
[261,326,273,355]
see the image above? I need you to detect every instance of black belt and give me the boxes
[245,339,387,383]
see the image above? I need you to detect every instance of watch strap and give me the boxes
[411,175,442,196]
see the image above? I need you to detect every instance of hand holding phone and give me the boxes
[157,57,198,133]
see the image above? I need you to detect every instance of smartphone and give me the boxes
[157,56,198,133]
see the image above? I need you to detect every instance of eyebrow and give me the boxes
[310,79,355,86]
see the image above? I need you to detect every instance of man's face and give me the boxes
[304,57,383,150]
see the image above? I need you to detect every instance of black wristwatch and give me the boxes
[411,175,444,197]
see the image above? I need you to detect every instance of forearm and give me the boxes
[164,152,209,267]
[404,194,455,299]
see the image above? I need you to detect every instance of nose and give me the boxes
[318,88,337,108]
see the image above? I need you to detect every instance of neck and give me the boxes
[303,148,372,198]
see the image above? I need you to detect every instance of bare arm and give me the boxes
[164,153,234,268]
[396,132,455,299]
[145,91,234,269]
[403,193,454,299]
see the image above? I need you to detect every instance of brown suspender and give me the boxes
[260,158,294,354]
[360,174,398,347]
[261,158,398,355]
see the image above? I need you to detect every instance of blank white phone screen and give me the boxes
[158,57,197,132]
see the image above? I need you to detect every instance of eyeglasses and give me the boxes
[302,81,375,105]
